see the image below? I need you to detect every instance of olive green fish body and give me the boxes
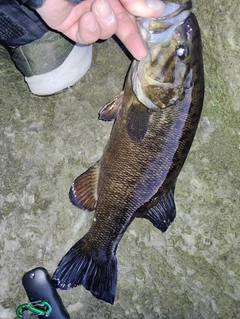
[53,3,204,305]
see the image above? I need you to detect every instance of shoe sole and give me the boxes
[25,44,92,96]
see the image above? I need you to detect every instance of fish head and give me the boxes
[133,0,199,109]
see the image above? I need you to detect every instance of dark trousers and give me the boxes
[0,0,48,46]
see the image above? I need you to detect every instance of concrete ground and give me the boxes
[1,1,240,318]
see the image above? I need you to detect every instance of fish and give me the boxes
[52,0,204,305]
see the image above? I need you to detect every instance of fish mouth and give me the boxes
[137,0,192,45]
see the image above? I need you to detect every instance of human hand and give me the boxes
[37,0,165,60]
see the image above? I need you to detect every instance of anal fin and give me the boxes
[135,187,176,232]
[69,162,99,211]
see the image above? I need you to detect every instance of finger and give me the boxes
[110,0,147,60]
[115,17,147,60]
[119,0,165,17]
[91,0,118,39]
[46,10,101,44]
[37,0,91,29]
[74,11,101,44]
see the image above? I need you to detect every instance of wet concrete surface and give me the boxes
[1,1,240,318]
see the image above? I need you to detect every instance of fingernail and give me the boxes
[88,17,97,32]
[97,0,114,24]
[147,0,165,12]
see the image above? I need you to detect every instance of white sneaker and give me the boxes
[11,31,92,95]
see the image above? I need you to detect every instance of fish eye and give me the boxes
[176,45,188,60]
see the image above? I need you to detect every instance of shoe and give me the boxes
[11,31,92,95]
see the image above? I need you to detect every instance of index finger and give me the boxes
[116,16,147,60]
[110,0,147,60]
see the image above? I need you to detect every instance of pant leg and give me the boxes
[0,0,48,46]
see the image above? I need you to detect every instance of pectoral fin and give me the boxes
[69,162,100,211]
[98,91,124,121]
[126,102,150,142]
[135,187,176,232]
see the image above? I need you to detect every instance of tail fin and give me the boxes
[52,237,117,304]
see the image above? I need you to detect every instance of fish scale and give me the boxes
[53,0,204,305]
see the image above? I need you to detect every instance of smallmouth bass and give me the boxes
[53,0,204,304]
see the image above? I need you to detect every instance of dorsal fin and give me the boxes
[98,91,124,121]
[69,162,100,211]
[126,102,150,142]
[135,187,176,232]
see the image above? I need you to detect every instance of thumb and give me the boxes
[119,0,165,18]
